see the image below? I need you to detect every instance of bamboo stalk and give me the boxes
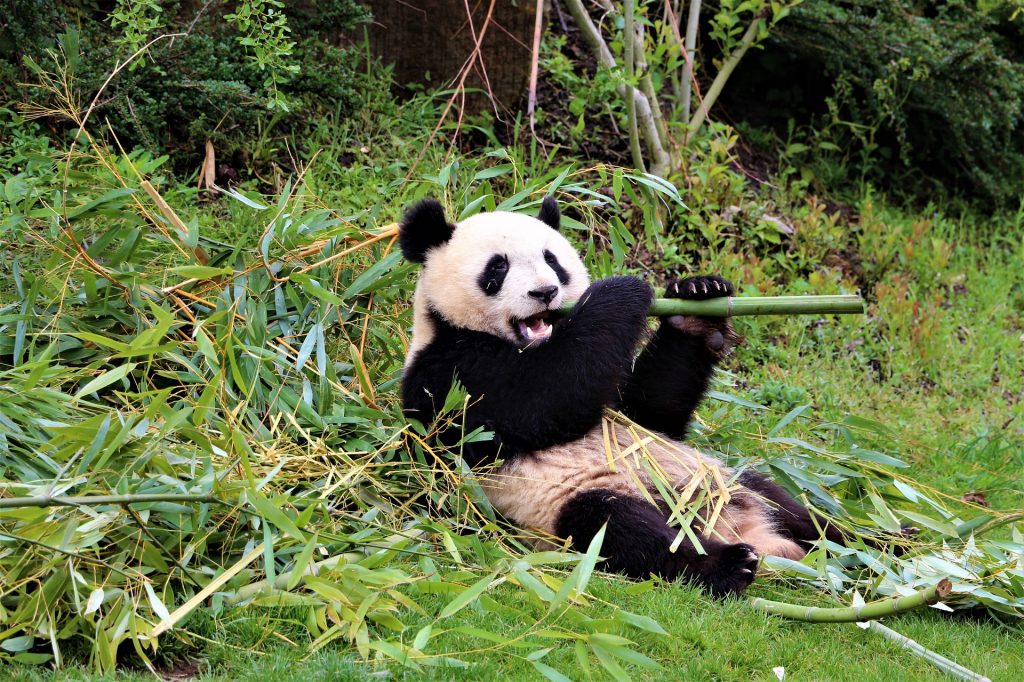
[866,620,991,682]
[559,294,865,317]
[750,578,952,622]
[563,0,670,176]
[623,0,645,174]
[680,0,702,120]
[0,493,218,509]
[685,11,763,144]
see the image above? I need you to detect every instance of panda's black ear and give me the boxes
[400,199,455,263]
[538,195,560,231]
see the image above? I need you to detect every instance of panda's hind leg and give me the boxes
[554,489,758,597]
[737,470,846,550]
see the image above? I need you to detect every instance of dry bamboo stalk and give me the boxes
[866,620,991,682]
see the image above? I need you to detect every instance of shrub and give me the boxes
[724,0,1024,208]
[3,1,371,174]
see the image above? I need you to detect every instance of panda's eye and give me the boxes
[543,249,570,285]
[478,254,510,296]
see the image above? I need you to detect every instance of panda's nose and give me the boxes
[528,285,558,305]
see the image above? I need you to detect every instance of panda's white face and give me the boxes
[412,211,590,355]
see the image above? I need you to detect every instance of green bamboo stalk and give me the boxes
[685,11,763,144]
[623,0,646,174]
[866,620,991,682]
[750,578,952,622]
[559,294,865,317]
[0,493,218,509]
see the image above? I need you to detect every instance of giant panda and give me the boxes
[399,196,846,597]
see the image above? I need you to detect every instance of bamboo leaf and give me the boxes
[438,572,497,619]
[169,265,233,279]
[287,533,319,591]
[75,363,136,398]
[247,489,306,542]
[144,582,172,622]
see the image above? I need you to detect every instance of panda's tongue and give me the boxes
[519,315,552,342]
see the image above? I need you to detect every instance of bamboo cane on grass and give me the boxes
[750,578,952,622]
[558,294,866,317]
[752,580,990,681]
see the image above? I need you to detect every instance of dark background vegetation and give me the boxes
[4,0,1024,209]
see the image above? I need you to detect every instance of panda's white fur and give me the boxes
[407,210,589,363]
[400,197,841,595]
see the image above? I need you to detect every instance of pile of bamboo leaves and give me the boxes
[0,132,1021,679]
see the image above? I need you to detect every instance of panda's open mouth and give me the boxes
[513,312,555,344]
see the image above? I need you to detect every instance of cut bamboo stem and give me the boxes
[559,294,865,317]
[0,493,218,509]
[750,578,952,622]
[866,620,991,682]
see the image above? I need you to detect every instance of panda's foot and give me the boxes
[666,275,733,300]
[693,542,759,598]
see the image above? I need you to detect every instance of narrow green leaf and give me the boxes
[767,404,810,437]
[531,659,573,682]
[76,363,136,398]
[438,572,497,619]
[614,610,668,635]
[287,533,319,591]
[247,489,306,542]
[170,265,234,279]
[144,582,172,621]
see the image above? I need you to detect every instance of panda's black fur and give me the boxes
[400,197,847,597]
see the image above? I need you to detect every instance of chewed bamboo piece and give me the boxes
[559,294,866,317]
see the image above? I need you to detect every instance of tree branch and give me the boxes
[563,0,671,176]
[686,11,762,143]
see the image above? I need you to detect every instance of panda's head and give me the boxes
[400,197,590,356]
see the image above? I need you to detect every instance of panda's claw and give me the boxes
[665,275,734,301]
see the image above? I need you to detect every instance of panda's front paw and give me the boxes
[698,542,759,598]
[666,275,733,301]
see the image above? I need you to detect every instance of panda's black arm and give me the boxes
[403,276,652,461]
[617,324,720,439]
[617,276,735,440]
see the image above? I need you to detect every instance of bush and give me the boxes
[3,0,371,174]
[723,0,1024,208]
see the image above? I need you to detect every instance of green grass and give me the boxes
[1,82,1023,681]
[5,579,1023,681]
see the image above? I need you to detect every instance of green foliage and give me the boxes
[108,0,164,70]
[536,34,628,163]
[743,0,1024,206]
[224,0,299,110]
[4,2,370,172]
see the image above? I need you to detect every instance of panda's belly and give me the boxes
[479,419,734,539]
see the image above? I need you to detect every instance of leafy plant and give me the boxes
[731,0,1024,207]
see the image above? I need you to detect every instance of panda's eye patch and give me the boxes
[478,254,509,296]
[543,249,570,286]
